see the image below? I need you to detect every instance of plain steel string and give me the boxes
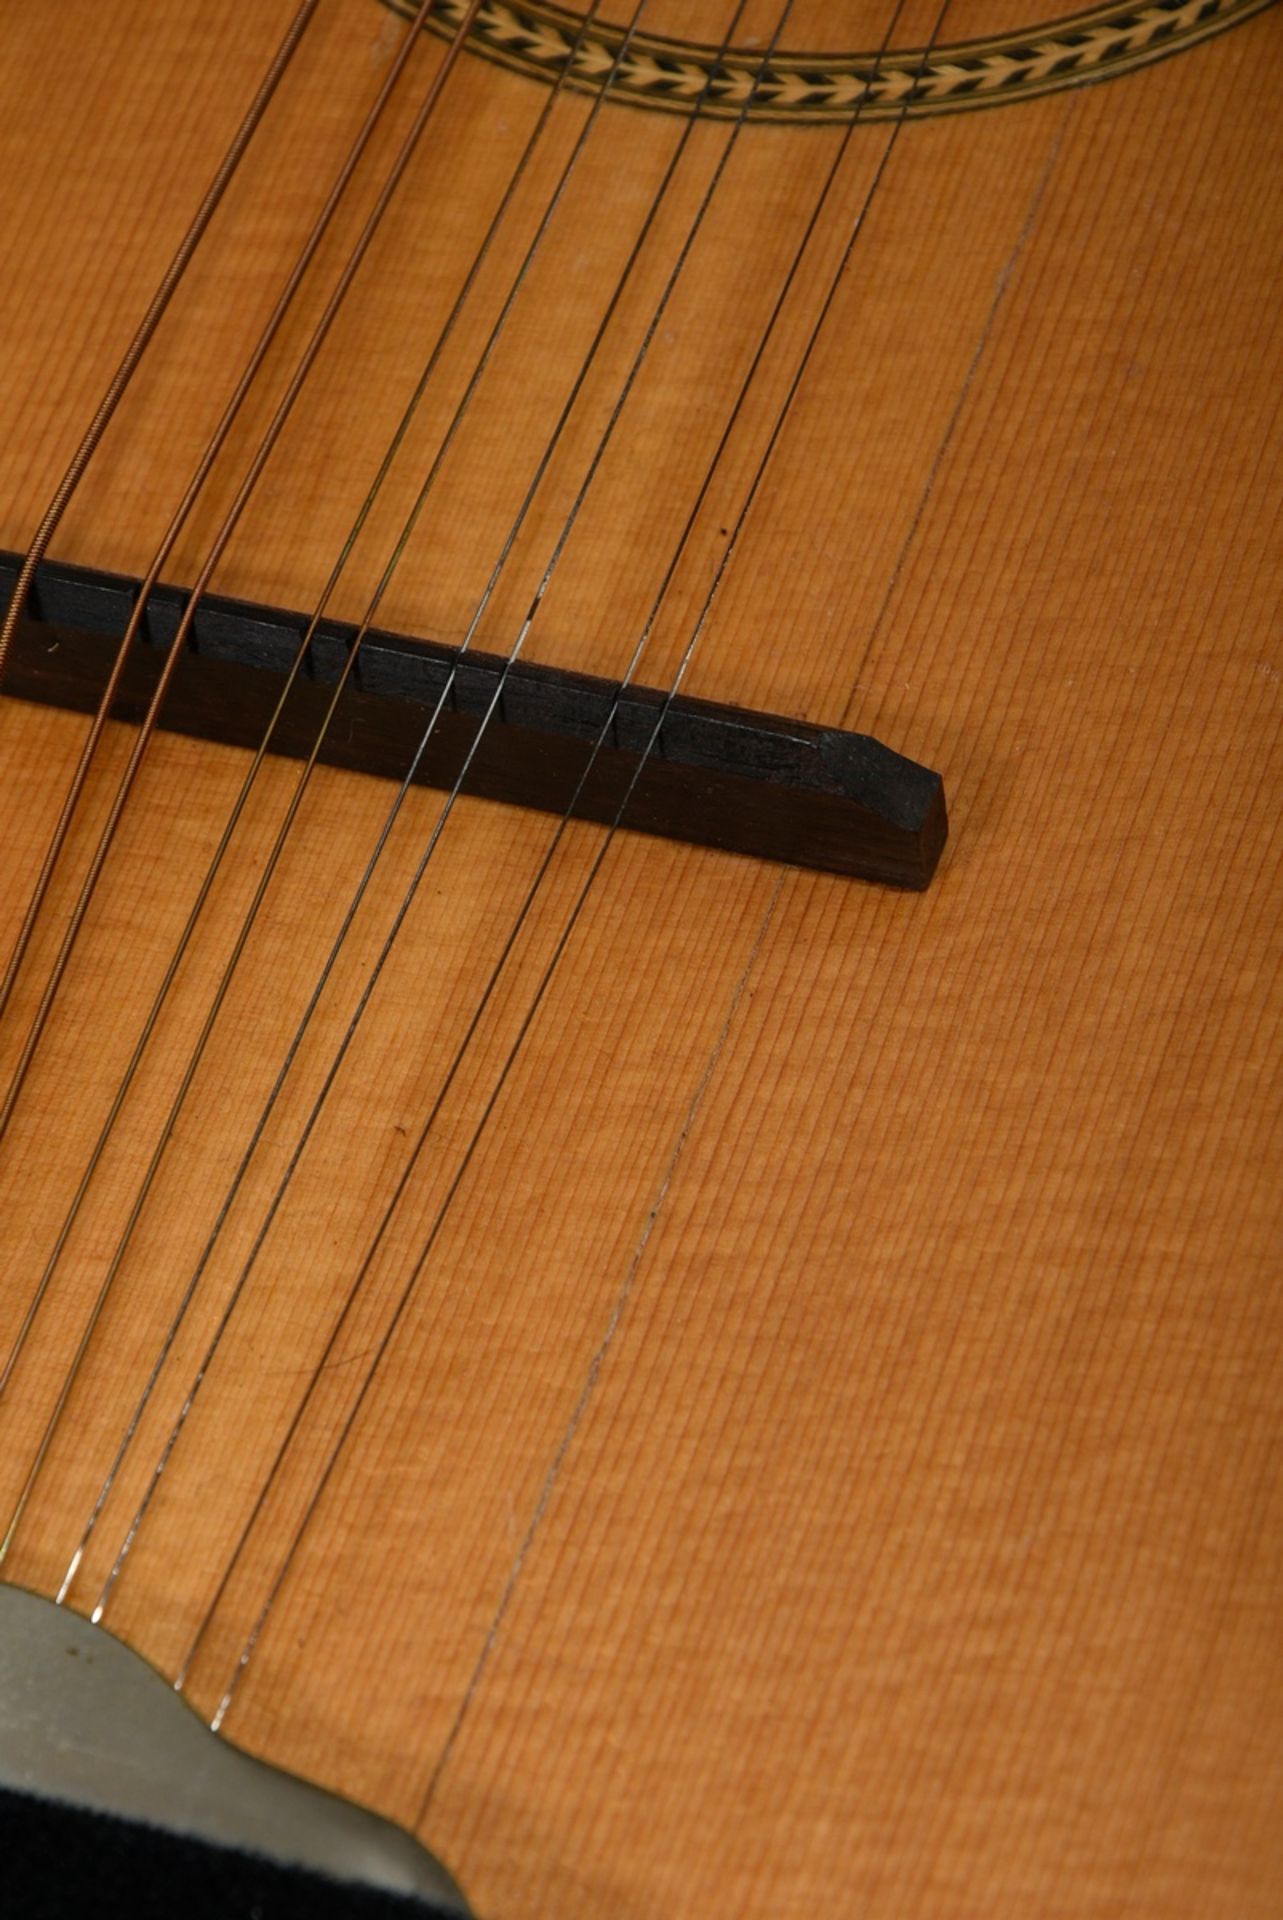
[0,0,496,1562]
[205,0,949,1732]
[0,0,467,1148]
[0,0,609,1407]
[0,0,320,694]
[61,0,765,1618]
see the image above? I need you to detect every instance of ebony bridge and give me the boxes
[0,554,947,889]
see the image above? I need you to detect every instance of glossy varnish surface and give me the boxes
[0,3,1280,1915]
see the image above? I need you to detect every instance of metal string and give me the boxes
[204,0,952,1732]
[56,0,764,1616]
[0,0,481,1398]
[0,0,468,1146]
[0,0,320,689]
[0,0,491,1559]
[137,0,909,1691]
[8,0,659,1585]
[0,0,609,1425]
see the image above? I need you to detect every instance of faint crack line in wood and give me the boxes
[417,875,784,1823]
[413,80,1071,1838]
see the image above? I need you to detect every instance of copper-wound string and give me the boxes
[4,0,609,1438]
[0,0,477,1388]
[64,0,763,1617]
[0,0,491,1565]
[0,0,463,1147]
[207,0,947,1730]
[47,0,660,1606]
[0,0,320,690]
[169,0,903,1700]
[193,0,897,1569]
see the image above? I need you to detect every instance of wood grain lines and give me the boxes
[0,2,1279,1916]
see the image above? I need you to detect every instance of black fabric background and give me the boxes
[0,1786,468,1918]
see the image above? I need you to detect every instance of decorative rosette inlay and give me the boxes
[383,0,1276,124]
